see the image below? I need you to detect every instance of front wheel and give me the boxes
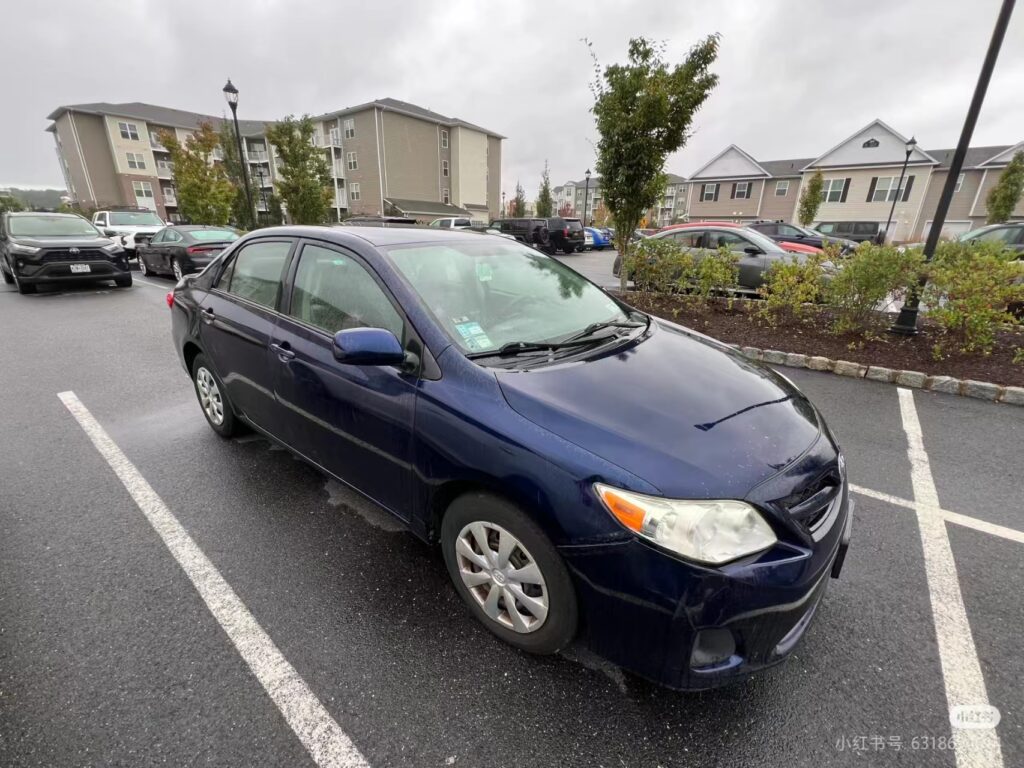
[441,493,577,655]
[138,254,150,276]
[192,354,240,437]
[172,258,184,282]
[114,273,132,288]
[1,262,13,284]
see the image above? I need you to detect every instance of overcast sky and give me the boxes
[4,0,1022,198]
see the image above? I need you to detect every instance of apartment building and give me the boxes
[552,173,689,225]
[686,119,1023,241]
[47,97,504,224]
[310,98,503,223]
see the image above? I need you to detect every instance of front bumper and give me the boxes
[561,485,852,691]
[15,259,130,284]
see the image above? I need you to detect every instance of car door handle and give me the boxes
[271,342,295,362]
[200,307,215,324]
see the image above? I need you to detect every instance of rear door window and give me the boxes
[670,230,704,247]
[854,223,879,236]
[816,223,836,234]
[223,240,292,309]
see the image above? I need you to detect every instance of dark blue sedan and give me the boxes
[169,225,851,690]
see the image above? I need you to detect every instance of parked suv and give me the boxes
[92,208,165,260]
[814,221,882,243]
[957,222,1024,254]
[1,211,132,294]
[492,218,551,248]
[546,217,585,254]
[429,217,474,229]
[748,221,857,254]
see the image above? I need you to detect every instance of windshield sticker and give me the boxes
[476,262,493,282]
[454,321,493,351]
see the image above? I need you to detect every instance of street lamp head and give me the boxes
[905,136,917,154]
[222,79,239,106]
[585,169,591,180]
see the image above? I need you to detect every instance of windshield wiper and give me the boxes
[561,319,645,343]
[466,336,613,359]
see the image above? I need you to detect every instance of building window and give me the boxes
[443,188,450,204]
[118,122,140,140]
[133,181,154,199]
[328,127,340,145]
[442,160,449,177]
[343,119,355,139]
[954,173,965,193]
[346,151,358,171]
[441,130,449,149]
[349,182,360,201]
[870,176,909,203]
[126,152,146,170]
[733,181,750,199]
[775,180,790,196]
[701,183,718,202]
[821,178,846,203]
[862,138,880,148]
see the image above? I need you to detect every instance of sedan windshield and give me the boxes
[8,215,99,237]
[109,211,163,226]
[387,240,633,355]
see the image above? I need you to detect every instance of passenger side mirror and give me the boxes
[104,229,117,237]
[744,246,763,255]
[333,327,406,366]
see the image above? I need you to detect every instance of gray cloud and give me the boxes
[4,0,1022,199]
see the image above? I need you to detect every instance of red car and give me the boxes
[658,222,823,255]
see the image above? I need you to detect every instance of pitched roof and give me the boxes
[384,197,472,217]
[689,144,770,179]
[923,145,1013,169]
[803,118,937,169]
[46,102,269,136]
[315,97,505,139]
[759,158,815,178]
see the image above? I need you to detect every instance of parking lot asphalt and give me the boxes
[1,271,1021,768]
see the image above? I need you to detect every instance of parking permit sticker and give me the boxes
[476,263,493,282]
[454,321,493,351]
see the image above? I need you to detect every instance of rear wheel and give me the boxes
[192,354,240,437]
[441,493,577,654]
[138,254,150,276]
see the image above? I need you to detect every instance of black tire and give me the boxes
[1,262,13,284]
[15,276,36,294]
[137,254,149,276]
[114,273,132,288]
[441,492,577,655]
[563,245,576,254]
[191,353,241,437]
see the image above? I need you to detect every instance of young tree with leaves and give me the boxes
[798,169,825,226]
[986,150,1024,224]
[158,122,235,225]
[536,162,554,217]
[265,115,333,225]
[0,195,25,214]
[589,36,719,291]
[218,121,256,228]
[510,182,527,217]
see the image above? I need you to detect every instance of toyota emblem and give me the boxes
[69,247,81,255]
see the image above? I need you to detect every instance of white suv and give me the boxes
[92,209,166,260]
[429,217,473,229]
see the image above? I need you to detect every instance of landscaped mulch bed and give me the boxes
[617,291,1024,388]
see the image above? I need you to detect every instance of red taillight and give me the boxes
[564,228,569,237]
[166,291,175,308]
[186,245,209,254]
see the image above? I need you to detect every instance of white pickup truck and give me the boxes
[92,209,166,261]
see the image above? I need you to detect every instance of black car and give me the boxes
[814,221,883,243]
[492,218,551,248]
[0,211,131,294]
[748,221,857,253]
[138,225,241,280]
[545,217,585,254]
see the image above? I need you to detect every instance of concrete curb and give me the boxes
[731,345,1024,407]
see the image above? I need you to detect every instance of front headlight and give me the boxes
[594,484,777,564]
[9,242,40,255]
[102,242,124,253]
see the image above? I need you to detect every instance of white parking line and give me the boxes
[57,391,370,768]
[897,387,1004,768]
[850,485,1024,546]
[134,277,169,290]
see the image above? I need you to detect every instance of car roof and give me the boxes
[6,211,83,218]
[244,224,511,248]
[173,224,235,231]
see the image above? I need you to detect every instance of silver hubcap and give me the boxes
[139,257,147,274]
[455,522,548,634]
[195,367,225,425]
[173,260,183,280]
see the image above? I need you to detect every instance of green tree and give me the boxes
[510,181,527,217]
[0,195,25,214]
[158,122,235,225]
[265,115,332,225]
[218,121,255,228]
[536,161,554,217]
[798,169,824,226]
[589,36,720,291]
[986,150,1024,224]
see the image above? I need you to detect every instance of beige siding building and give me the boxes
[48,98,504,225]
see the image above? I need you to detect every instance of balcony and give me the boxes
[332,160,346,178]
[156,164,174,179]
[326,130,342,147]
[246,149,269,163]
[333,190,348,208]
[150,137,168,152]
[164,194,177,206]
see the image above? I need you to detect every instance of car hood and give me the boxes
[105,225,162,233]
[12,235,115,249]
[495,321,822,499]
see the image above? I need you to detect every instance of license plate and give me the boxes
[70,264,91,273]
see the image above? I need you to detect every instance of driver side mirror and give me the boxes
[333,327,406,366]
[104,229,116,237]
[744,246,763,255]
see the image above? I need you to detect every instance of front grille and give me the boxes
[775,469,842,535]
[40,249,109,263]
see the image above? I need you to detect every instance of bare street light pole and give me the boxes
[890,0,1016,335]
[223,79,256,231]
